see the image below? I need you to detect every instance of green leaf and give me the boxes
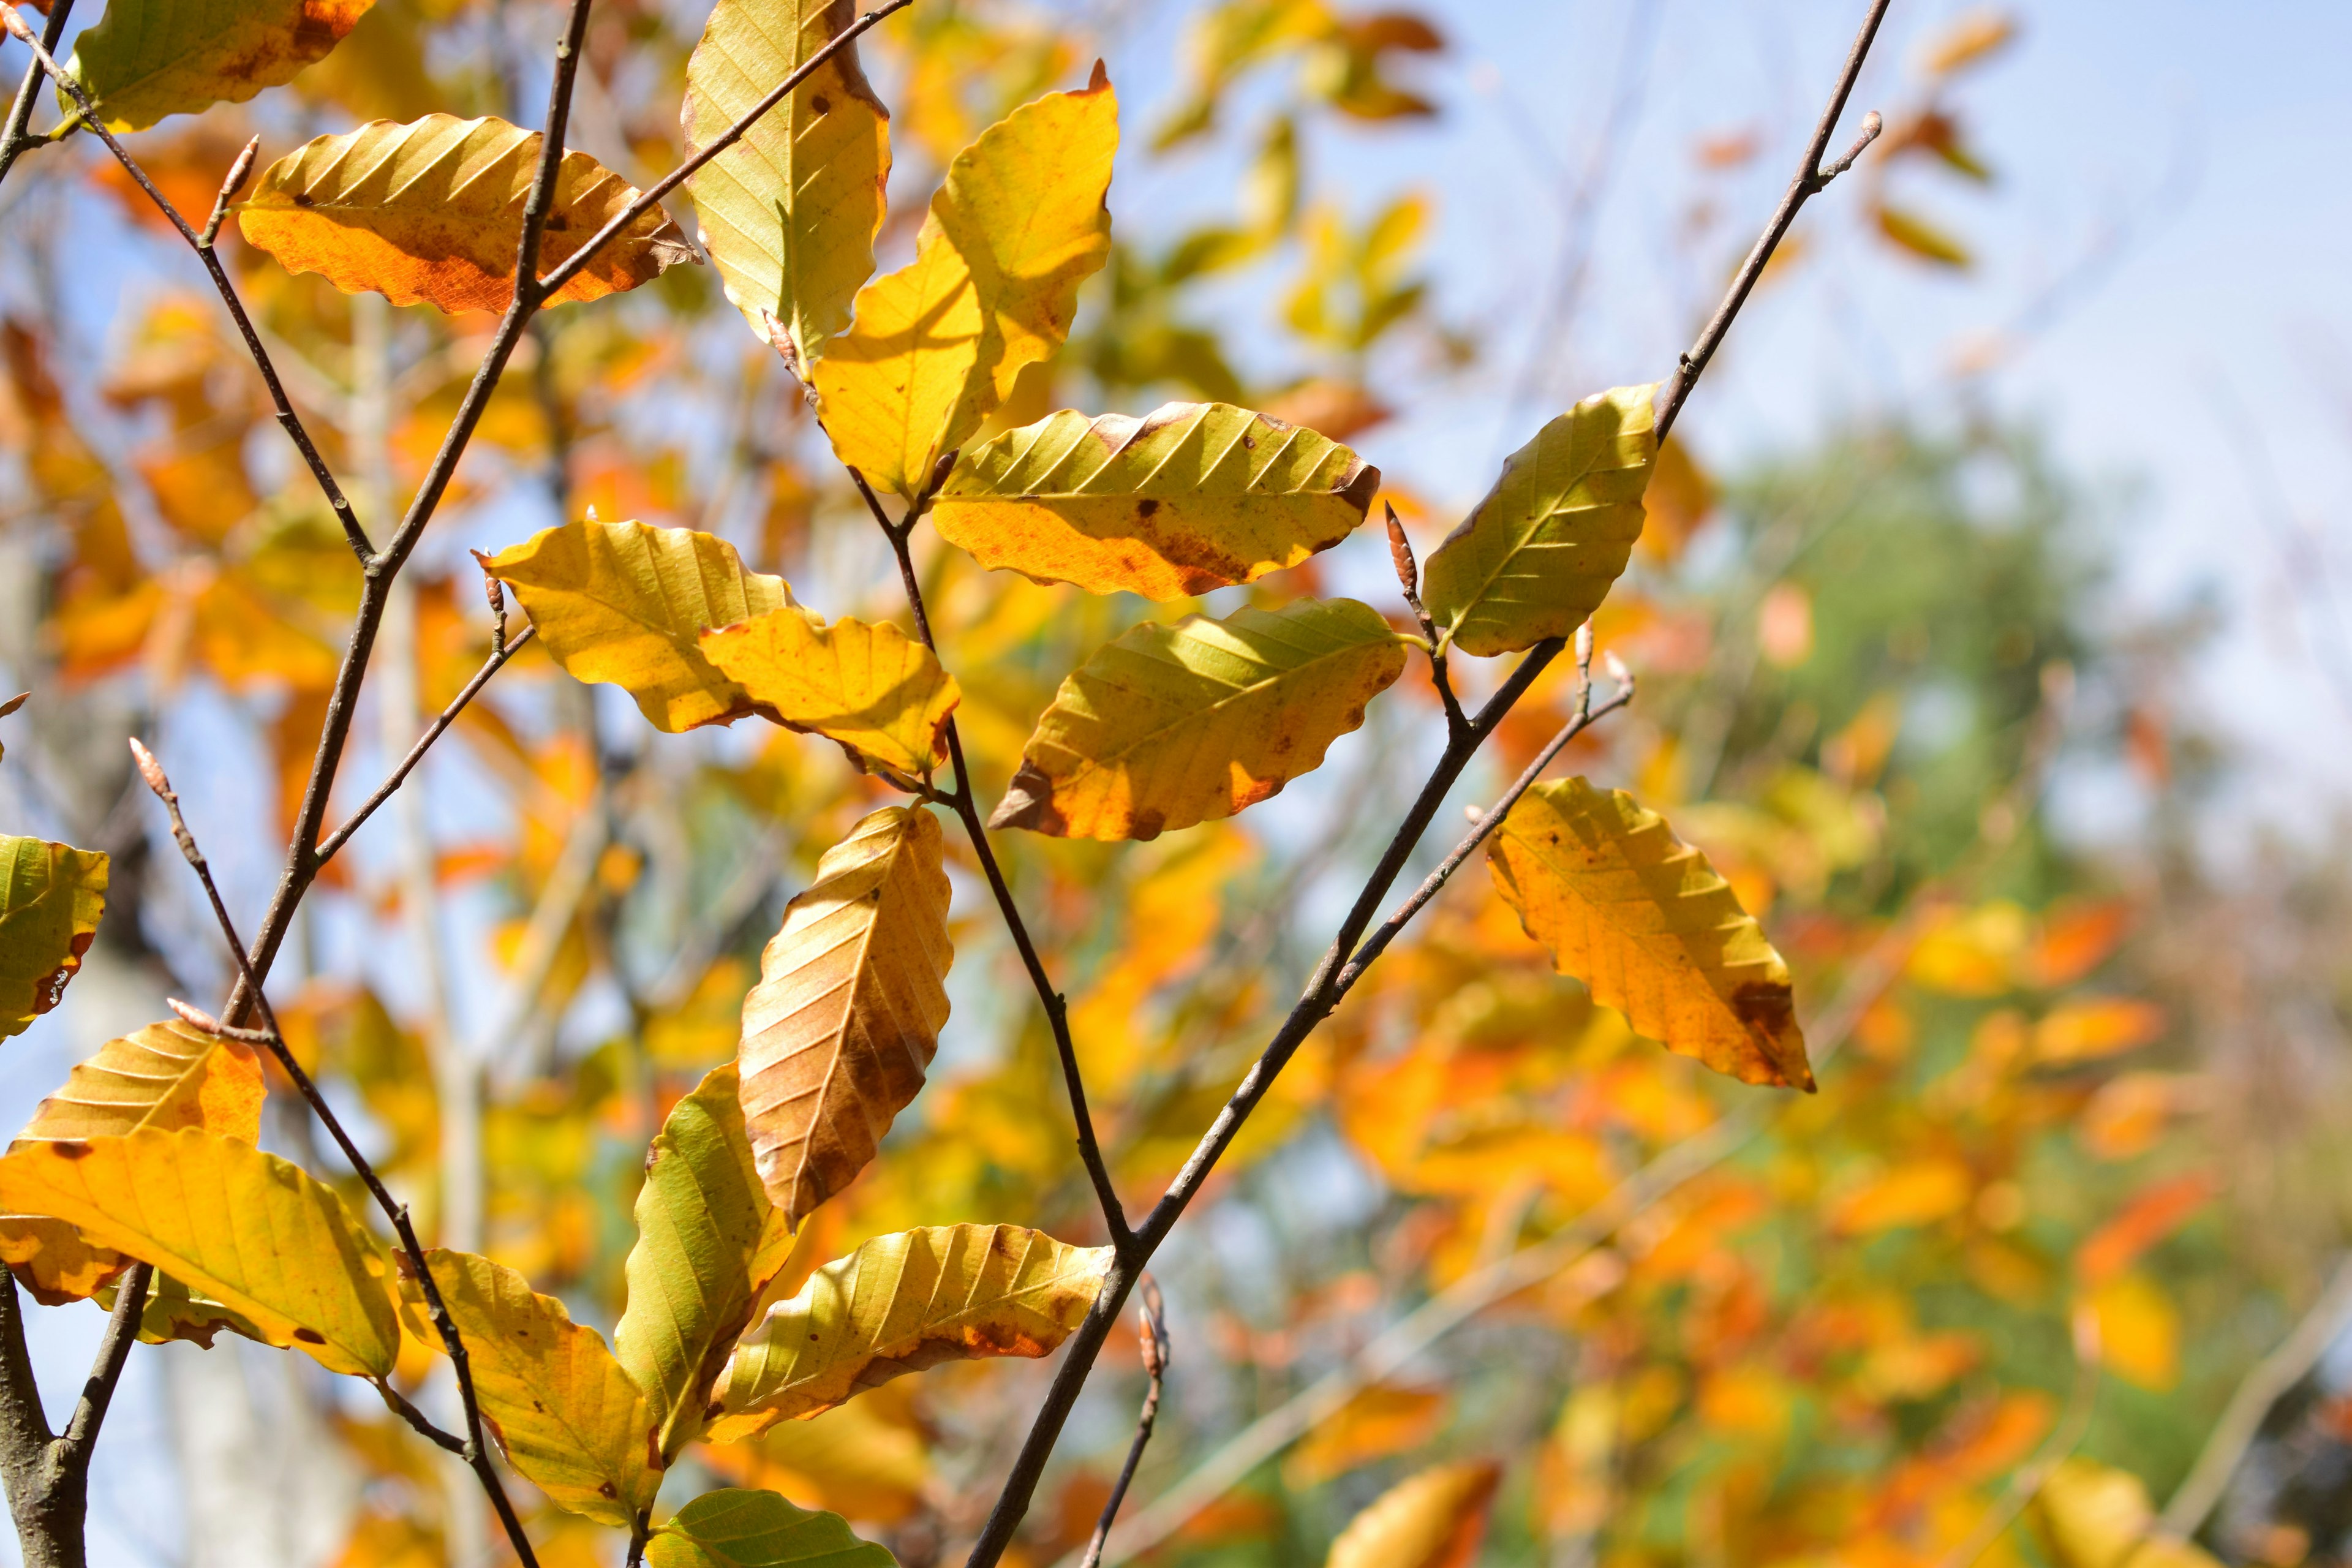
[649,1488,895,1568]
[990,597,1408,841]
[0,836,107,1042]
[700,609,959,777]
[932,402,1380,601]
[617,1063,794,1465]
[62,0,375,134]
[1420,384,1657,657]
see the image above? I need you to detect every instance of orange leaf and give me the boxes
[2075,1173,2215,1286]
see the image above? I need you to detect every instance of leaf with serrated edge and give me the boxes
[62,0,374,134]
[619,1063,795,1465]
[1487,777,1814,1090]
[684,0,891,372]
[488,519,796,733]
[932,402,1379,600]
[0,1127,401,1376]
[0,836,106,1042]
[990,597,1407,842]
[701,609,959,776]
[649,1488,896,1568]
[815,67,1116,500]
[239,114,693,315]
[1326,1461,1502,1568]
[0,1019,264,1305]
[404,1249,661,1526]
[738,809,952,1227]
[707,1225,1110,1441]
[1420,385,1657,658]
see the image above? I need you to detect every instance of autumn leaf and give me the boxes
[239,115,694,315]
[0,1127,401,1377]
[2032,998,2166,1066]
[1487,778,1814,1090]
[684,0,891,373]
[486,519,796,733]
[1325,1460,1501,1568]
[701,608,959,777]
[113,1267,271,1350]
[739,808,952,1227]
[1874,205,1972,268]
[815,67,1117,500]
[1919,9,2019,76]
[707,1225,1111,1440]
[1420,385,1657,657]
[648,1488,894,1568]
[990,597,1408,841]
[61,0,374,134]
[406,1249,662,1526]
[0,835,107,1042]
[1286,1385,1450,1487]
[2033,1458,2222,1568]
[930,402,1378,600]
[2075,1173,2215,1286]
[618,1063,796,1464]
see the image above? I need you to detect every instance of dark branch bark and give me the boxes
[1076,1278,1167,1568]
[0,1260,152,1568]
[0,0,69,190]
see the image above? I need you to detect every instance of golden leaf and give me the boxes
[707,1224,1110,1440]
[0,835,107,1042]
[1420,385,1657,658]
[2033,1458,2222,1568]
[239,114,693,314]
[1874,205,1972,269]
[701,608,960,777]
[738,808,953,1227]
[990,597,1407,842]
[1325,1460,1501,1568]
[647,1488,894,1568]
[62,0,374,134]
[486,519,795,733]
[1487,778,1814,1090]
[931,402,1379,600]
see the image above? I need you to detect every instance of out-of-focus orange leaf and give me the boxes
[2083,1273,2179,1391]
[1918,9,2018,76]
[1326,1460,1499,1568]
[1874,205,1972,268]
[1259,377,1392,442]
[1638,437,1716,564]
[1905,902,2027,996]
[2075,1173,2215,1286]
[2024,899,2134,989]
[1823,692,1902,788]
[1828,1157,1972,1236]
[1286,1384,1450,1487]
[2033,998,2166,1067]
[2079,1072,2192,1162]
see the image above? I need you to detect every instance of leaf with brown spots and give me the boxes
[0,835,106,1043]
[932,402,1380,600]
[1325,1461,1502,1568]
[61,0,375,134]
[404,1248,662,1526]
[706,1225,1111,1440]
[701,607,960,777]
[238,114,695,315]
[990,597,1408,842]
[1486,778,1814,1090]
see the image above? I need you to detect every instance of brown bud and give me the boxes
[168,997,224,1034]
[1384,503,1418,600]
[127,736,172,799]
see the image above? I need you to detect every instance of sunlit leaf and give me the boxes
[239,114,694,314]
[0,836,107,1042]
[1874,205,1972,268]
[932,402,1379,600]
[2033,1459,2222,1568]
[2033,998,2166,1066]
[1918,8,2018,75]
[684,0,892,372]
[408,1248,662,1526]
[815,67,1117,500]
[1487,778,1814,1090]
[648,1488,895,1568]
[708,1224,1110,1440]
[486,519,795,733]
[990,597,1407,841]
[112,1267,271,1349]
[1325,1460,1501,1568]
[1826,1157,1973,1235]
[701,608,959,777]
[1421,385,1657,657]
[739,808,952,1227]
[2075,1174,2214,1287]
[0,1127,401,1376]
[62,0,374,134]
[1286,1384,1450,1487]
[618,1063,795,1465]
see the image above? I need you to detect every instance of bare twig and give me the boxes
[0,0,68,189]
[1076,1278,1168,1568]
[195,135,258,249]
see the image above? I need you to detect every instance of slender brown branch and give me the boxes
[373,1379,468,1455]
[0,0,67,190]
[57,1259,150,1463]
[1076,1278,1167,1568]
[1385,503,1467,741]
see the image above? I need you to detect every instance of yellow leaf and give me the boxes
[1325,1460,1501,1568]
[739,808,953,1227]
[701,608,960,777]
[1421,385,1657,657]
[111,1267,270,1349]
[1286,1384,1450,1487]
[62,0,374,134]
[647,1488,894,1568]
[1875,205,1973,268]
[1487,778,1814,1090]
[701,1384,930,1526]
[707,1224,1111,1440]
[0,837,106,1041]
[684,0,892,372]
[1919,9,2019,75]
[239,115,693,315]
[2032,1458,2223,1568]
[618,1063,796,1464]
[2085,1273,2180,1391]
[1906,901,2029,996]
[2033,998,2166,1066]
[0,1127,401,1377]
[990,597,1408,841]
[487,519,795,733]
[932,402,1379,600]
[815,68,1117,500]
[1827,1157,1974,1235]
[407,1249,661,1526]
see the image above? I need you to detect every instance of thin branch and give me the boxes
[1076,1278,1167,1568]
[58,1262,151,1459]
[0,0,69,189]
[1384,503,1466,741]
[372,1380,469,1456]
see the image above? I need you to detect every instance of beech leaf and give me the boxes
[1486,778,1815,1090]
[0,835,107,1042]
[701,608,959,777]
[738,808,952,1227]
[932,402,1379,600]
[62,0,374,134]
[1326,1460,1502,1568]
[649,1488,895,1568]
[707,1224,1111,1441]
[990,597,1408,842]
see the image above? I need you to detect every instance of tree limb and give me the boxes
[0,0,67,190]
